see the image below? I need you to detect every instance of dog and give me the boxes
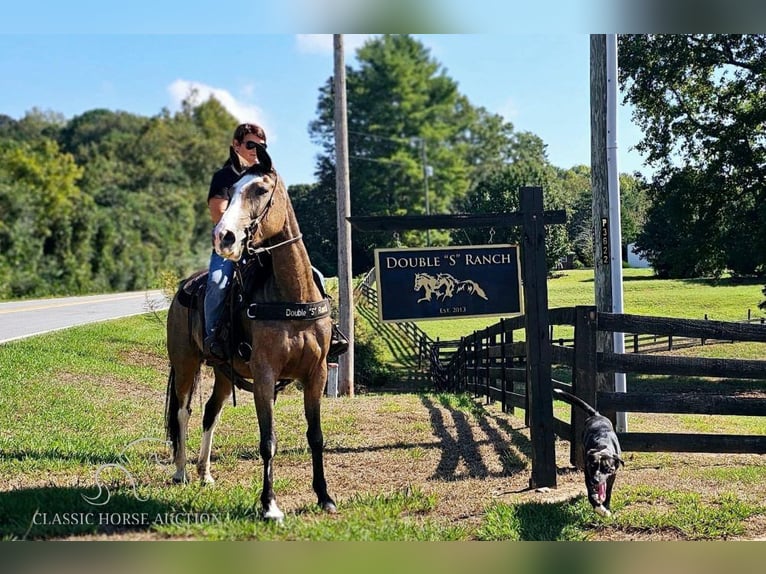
[553,388,624,517]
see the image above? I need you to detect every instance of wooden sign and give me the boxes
[374,245,523,322]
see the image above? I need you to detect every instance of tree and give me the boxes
[0,95,237,298]
[619,34,766,277]
[0,139,91,296]
[452,145,570,271]
[555,165,593,266]
[289,178,339,276]
[548,165,649,268]
[635,168,727,278]
[0,108,66,143]
[309,34,547,274]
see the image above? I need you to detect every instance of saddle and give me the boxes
[175,256,276,362]
[176,256,334,363]
[177,269,208,310]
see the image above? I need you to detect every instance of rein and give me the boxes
[248,233,303,256]
[242,172,304,256]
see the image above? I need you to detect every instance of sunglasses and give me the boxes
[243,140,266,150]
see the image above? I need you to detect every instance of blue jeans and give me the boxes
[204,250,234,339]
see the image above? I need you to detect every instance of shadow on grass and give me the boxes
[419,395,528,482]
[576,273,764,287]
[357,304,421,370]
[357,303,432,392]
[0,486,179,540]
[0,448,121,466]
[481,496,593,541]
[681,276,766,287]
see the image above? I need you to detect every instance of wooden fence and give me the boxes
[430,305,766,468]
[350,187,563,487]
[564,306,766,462]
[355,268,434,369]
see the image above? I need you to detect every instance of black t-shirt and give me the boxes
[207,161,245,203]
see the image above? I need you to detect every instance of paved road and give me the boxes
[0,290,169,344]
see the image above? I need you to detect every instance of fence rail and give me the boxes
[424,304,766,463]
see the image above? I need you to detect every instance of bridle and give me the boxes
[243,172,303,256]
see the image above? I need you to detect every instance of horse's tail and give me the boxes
[474,283,489,300]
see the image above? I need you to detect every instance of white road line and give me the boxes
[0,310,162,345]
[0,292,151,315]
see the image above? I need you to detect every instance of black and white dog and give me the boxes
[553,388,624,517]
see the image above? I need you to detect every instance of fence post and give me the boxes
[460,337,468,394]
[521,186,556,489]
[500,318,509,414]
[571,305,598,469]
[486,330,493,405]
[473,331,480,397]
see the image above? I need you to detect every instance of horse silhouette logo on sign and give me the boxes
[413,272,488,303]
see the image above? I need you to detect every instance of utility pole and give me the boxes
[418,138,431,246]
[606,34,627,432]
[590,34,616,424]
[333,34,354,397]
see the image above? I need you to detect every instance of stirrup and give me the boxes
[329,324,349,357]
[204,335,228,365]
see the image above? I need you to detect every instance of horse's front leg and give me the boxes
[304,365,337,513]
[252,376,283,522]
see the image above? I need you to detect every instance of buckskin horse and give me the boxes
[165,163,336,521]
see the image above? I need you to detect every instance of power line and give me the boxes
[349,155,410,167]
[347,129,416,146]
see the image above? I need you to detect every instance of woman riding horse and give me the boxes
[203,123,347,363]
[166,160,337,521]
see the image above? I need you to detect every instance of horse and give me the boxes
[164,164,336,522]
[413,272,488,304]
[434,273,457,300]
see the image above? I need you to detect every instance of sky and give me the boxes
[9,0,760,189]
[0,32,656,188]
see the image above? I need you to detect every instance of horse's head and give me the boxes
[213,167,285,261]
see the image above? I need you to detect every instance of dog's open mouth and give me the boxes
[596,482,607,504]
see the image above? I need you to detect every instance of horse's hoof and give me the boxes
[262,502,285,523]
[321,501,337,514]
[199,473,215,485]
[171,472,188,484]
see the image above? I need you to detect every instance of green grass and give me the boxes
[0,314,470,540]
[477,487,765,541]
[613,487,764,540]
[2,270,766,540]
